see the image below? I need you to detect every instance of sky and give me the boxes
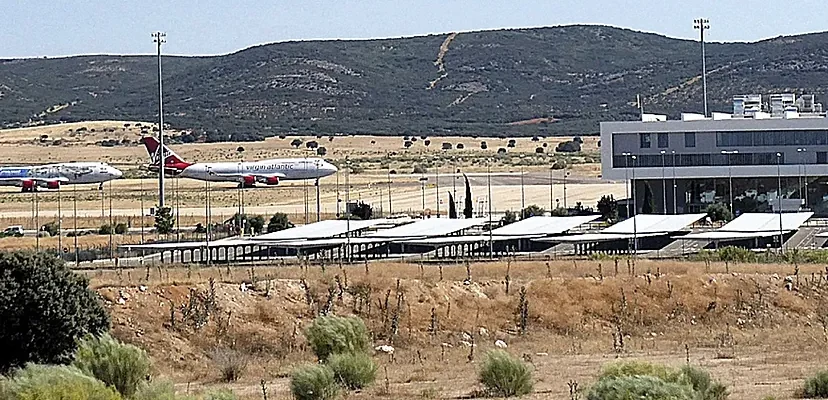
[1,0,826,58]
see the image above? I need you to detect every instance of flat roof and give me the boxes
[400,235,530,246]
[366,218,486,238]
[250,219,402,241]
[490,215,600,236]
[121,237,244,250]
[262,237,391,249]
[601,213,707,235]
[534,232,667,243]
[681,230,792,241]
[717,212,813,232]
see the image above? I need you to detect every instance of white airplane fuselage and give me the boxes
[178,158,338,184]
[0,162,123,191]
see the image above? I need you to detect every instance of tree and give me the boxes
[480,141,488,150]
[236,146,245,153]
[290,138,303,148]
[154,207,174,235]
[442,142,452,150]
[352,202,373,220]
[404,141,413,148]
[448,192,458,219]
[463,174,473,218]
[316,146,327,156]
[555,141,581,153]
[0,251,109,373]
[704,203,733,222]
[501,210,517,225]
[535,147,544,154]
[41,221,59,237]
[424,139,431,147]
[248,215,265,234]
[597,195,619,222]
[520,205,545,219]
[306,141,319,149]
[267,213,294,233]
[642,183,655,214]
[72,333,150,398]
[456,143,465,149]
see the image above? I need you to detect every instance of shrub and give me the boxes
[328,352,377,390]
[133,379,178,400]
[304,316,371,360]
[501,210,517,225]
[520,205,546,219]
[478,350,533,397]
[209,347,248,382]
[705,203,733,222]
[680,365,728,400]
[599,360,678,382]
[267,213,294,233]
[291,364,338,400]
[99,224,113,235]
[114,223,128,235]
[41,221,59,237]
[247,215,265,234]
[412,164,427,174]
[0,364,121,400]
[72,333,151,397]
[555,140,581,153]
[803,370,828,398]
[154,207,174,235]
[204,389,239,400]
[0,251,109,373]
[587,375,694,400]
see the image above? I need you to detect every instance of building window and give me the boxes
[684,132,696,148]
[639,133,651,148]
[657,133,669,148]
[819,152,828,164]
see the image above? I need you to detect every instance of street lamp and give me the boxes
[436,163,441,218]
[631,155,638,254]
[721,150,738,215]
[345,157,351,263]
[315,160,321,222]
[660,150,667,214]
[563,166,570,209]
[205,166,212,265]
[420,176,428,213]
[487,160,493,259]
[622,152,632,218]
[693,18,710,117]
[776,152,784,253]
[797,148,808,207]
[548,166,554,213]
[519,154,525,216]
[671,150,677,214]
[386,153,393,216]
[152,31,167,208]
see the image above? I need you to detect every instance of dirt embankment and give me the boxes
[95,260,828,399]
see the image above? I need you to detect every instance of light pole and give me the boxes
[660,150,667,214]
[548,167,554,213]
[693,18,710,117]
[316,160,321,222]
[140,177,145,244]
[776,152,784,253]
[303,154,309,224]
[436,164,441,218]
[487,160,493,259]
[519,154,525,216]
[57,186,62,256]
[205,166,211,265]
[622,152,631,218]
[345,157,351,263]
[631,155,638,254]
[722,150,738,215]
[152,31,167,208]
[108,181,113,260]
[387,153,393,216]
[73,183,78,266]
[563,167,570,209]
[336,164,341,218]
[671,151,677,214]
[420,177,428,213]
[34,189,39,252]
[797,148,807,208]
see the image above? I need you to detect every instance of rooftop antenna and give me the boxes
[637,94,644,120]
[152,31,166,208]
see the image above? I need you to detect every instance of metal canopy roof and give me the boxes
[250,219,399,241]
[121,237,243,250]
[716,212,813,232]
[681,230,792,241]
[400,235,531,246]
[490,215,600,236]
[601,213,707,235]
[367,218,486,238]
[534,232,667,243]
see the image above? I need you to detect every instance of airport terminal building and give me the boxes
[601,94,828,217]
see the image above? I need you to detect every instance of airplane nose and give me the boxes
[111,168,123,178]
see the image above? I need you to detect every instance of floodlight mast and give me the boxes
[152,31,167,208]
[693,18,710,117]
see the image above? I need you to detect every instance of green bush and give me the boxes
[717,246,756,263]
[803,370,828,398]
[478,350,533,397]
[705,203,733,222]
[99,224,113,235]
[72,333,151,397]
[133,379,183,400]
[114,223,128,235]
[0,251,109,373]
[590,361,728,400]
[41,221,60,237]
[290,364,338,400]
[587,375,694,400]
[328,352,377,390]
[204,388,239,400]
[267,213,294,233]
[304,316,371,360]
[0,364,121,400]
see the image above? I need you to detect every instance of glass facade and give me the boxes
[612,152,785,168]
[657,133,669,148]
[684,132,696,148]
[716,130,828,146]
[640,133,651,148]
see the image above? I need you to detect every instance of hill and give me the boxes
[2,25,828,139]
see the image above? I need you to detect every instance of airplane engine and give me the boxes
[44,181,60,189]
[20,180,35,192]
[242,175,256,187]
[264,176,280,185]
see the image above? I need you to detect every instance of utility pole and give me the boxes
[436,164,440,217]
[386,153,393,216]
[108,181,113,260]
[152,31,167,208]
[693,18,710,117]
[73,184,78,266]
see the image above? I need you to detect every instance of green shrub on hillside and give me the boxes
[587,375,693,400]
[203,388,239,400]
[0,364,121,400]
[304,316,371,360]
[290,364,338,400]
[0,251,109,373]
[478,350,533,397]
[328,352,377,390]
[72,333,151,398]
[589,361,728,400]
[803,370,828,398]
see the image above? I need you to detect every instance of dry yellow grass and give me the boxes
[91,258,828,399]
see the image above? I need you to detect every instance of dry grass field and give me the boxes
[88,258,828,400]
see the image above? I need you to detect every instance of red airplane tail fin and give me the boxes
[140,136,191,170]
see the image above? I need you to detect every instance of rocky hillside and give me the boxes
[2,25,828,139]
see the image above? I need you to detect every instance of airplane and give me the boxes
[0,162,123,192]
[140,136,338,187]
